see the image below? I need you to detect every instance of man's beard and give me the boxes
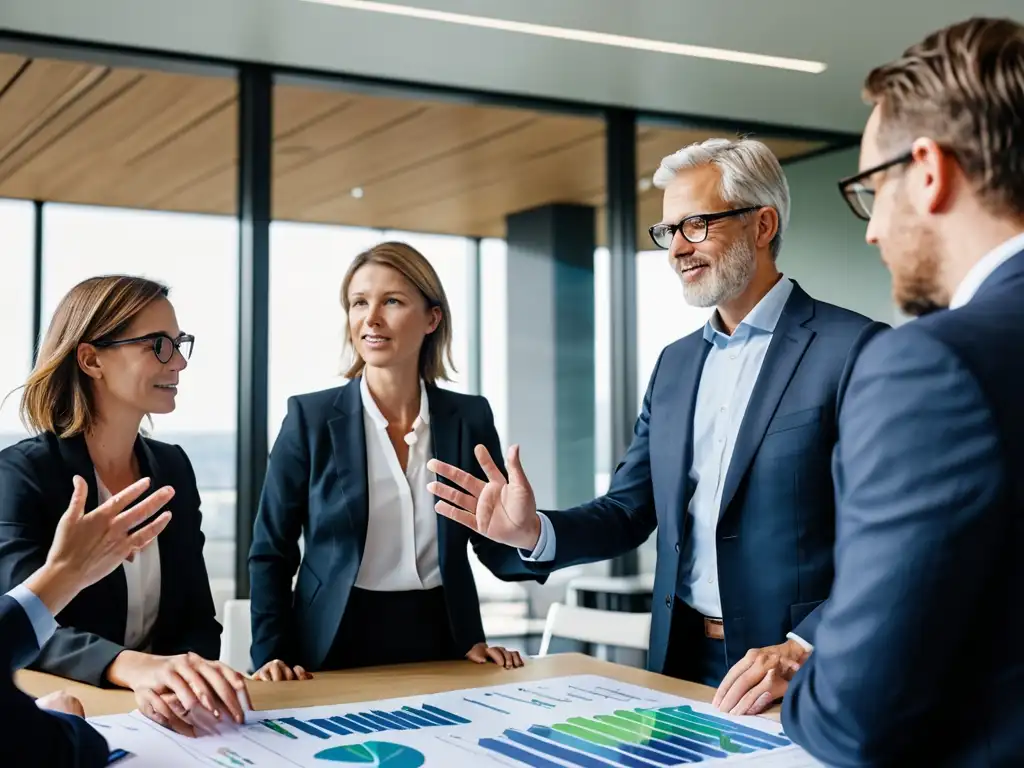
[678,239,756,308]
[885,195,948,317]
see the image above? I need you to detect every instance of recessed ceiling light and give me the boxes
[351,186,365,199]
[301,0,826,74]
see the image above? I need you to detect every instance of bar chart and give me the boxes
[258,703,471,741]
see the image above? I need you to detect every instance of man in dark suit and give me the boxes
[3,474,173,767]
[429,137,883,710]
[781,17,1024,766]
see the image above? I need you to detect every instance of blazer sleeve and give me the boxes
[0,596,110,768]
[782,327,1006,766]
[249,397,310,669]
[0,450,126,686]
[467,397,549,583]
[791,319,891,645]
[158,446,222,661]
[521,349,662,574]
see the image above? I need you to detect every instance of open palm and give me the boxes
[427,444,540,551]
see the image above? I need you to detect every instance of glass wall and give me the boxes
[0,200,35,451]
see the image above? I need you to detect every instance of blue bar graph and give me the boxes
[258,703,473,743]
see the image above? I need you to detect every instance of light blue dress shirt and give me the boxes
[524,278,795,618]
[6,583,59,649]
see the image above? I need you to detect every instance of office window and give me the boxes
[42,204,239,602]
[0,200,35,450]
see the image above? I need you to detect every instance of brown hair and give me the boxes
[340,241,455,383]
[21,275,170,437]
[863,17,1024,218]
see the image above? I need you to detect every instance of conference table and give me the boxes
[17,652,781,720]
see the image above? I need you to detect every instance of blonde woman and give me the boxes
[250,242,534,680]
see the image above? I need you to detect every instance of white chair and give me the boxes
[537,602,651,657]
[220,598,253,673]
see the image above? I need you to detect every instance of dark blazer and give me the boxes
[783,250,1024,766]
[524,282,883,674]
[249,381,541,672]
[0,433,221,687]
[0,595,109,768]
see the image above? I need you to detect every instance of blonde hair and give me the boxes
[340,242,455,383]
[21,275,170,437]
[864,17,1024,217]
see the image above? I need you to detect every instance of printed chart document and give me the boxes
[88,674,821,766]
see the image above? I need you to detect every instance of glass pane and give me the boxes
[0,200,35,450]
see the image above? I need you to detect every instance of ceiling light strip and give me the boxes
[301,0,826,73]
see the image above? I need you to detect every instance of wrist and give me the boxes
[23,563,83,617]
[528,514,542,551]
[106,650,156,690]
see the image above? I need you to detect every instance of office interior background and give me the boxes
[1,0,1006,660]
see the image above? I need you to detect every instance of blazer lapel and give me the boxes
[427,386,461,572]
[135,437,176,637]
[717,285,816,522]
[327,381,370,558]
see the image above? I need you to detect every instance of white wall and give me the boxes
[782,147,895,323]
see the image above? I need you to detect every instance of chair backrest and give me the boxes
[538,602,651,656]
[220,598,253,673]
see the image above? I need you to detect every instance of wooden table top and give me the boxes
[16,652,780,720]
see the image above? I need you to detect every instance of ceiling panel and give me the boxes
[0,58,832,249]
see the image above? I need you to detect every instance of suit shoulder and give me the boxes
[660,326,707,360]
[811,300,879,332]
[289,383,350,411]
[428,387,495,421]
[0,433,55,472]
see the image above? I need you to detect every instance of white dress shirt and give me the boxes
[354,375,441,592]
[6,583,59,649]
[950,230,1024,309]
[96,474,161,650]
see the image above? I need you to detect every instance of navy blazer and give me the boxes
[525,282,882,674]
[249,381,541,672]
[0,433,221,687]
[783,250,1024,766]
[0,594,109,767]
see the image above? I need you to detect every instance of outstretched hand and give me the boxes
[427,444,541,551]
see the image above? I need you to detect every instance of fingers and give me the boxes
[511,650,525,668]
[731,672,778,716]
[465,643,488,664]
[66,695,85,718]
[713,654,754,709]
[474,444,507,486]
[434,500,481,531]
[115,486,175,531]
[427,481,478,514]
[65,476,88,520]
[504,445,531,489]
[139,690,196,738]
[485,646,507,667]
[427,458,486,497]
[97,478,152,518]
[257,661,295,682]
[195,661,247,724]
[294,666,313,681]
[719,664,768,714]
[128,511,173,552]
[162,662,211,715]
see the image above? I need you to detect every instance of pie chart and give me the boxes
[314,741,425,767]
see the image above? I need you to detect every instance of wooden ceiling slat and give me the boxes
[274,85,355,138]
[289,114,603,225]
[0,59,106,162]
[0,54,27,92]
[274,95,536,213]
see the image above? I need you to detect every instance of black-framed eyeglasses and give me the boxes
[837,151,913,221]
[89,333,195,364]
[648,206,760,250]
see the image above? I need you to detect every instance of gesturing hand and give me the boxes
[713,638,809,715]
[427,444,541,551]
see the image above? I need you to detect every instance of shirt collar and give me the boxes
[359,374,431,430]
[703,276,794,347]
[949,230,1024,309]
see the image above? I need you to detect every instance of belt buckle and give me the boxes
[703,617,724,640]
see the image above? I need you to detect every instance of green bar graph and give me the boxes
[261,721,298,740]
[614,709,743,752]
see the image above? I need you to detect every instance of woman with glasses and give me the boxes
[249,242,533,681]
[0,275,249,737]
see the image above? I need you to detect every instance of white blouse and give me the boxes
[96,473,162,650]
[354,376,441,592]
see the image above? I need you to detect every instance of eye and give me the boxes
[351,298,367,307]
[385,297,401,305]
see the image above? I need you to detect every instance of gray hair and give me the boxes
[652,138,791,260]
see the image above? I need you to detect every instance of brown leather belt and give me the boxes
[703,617,725,640]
